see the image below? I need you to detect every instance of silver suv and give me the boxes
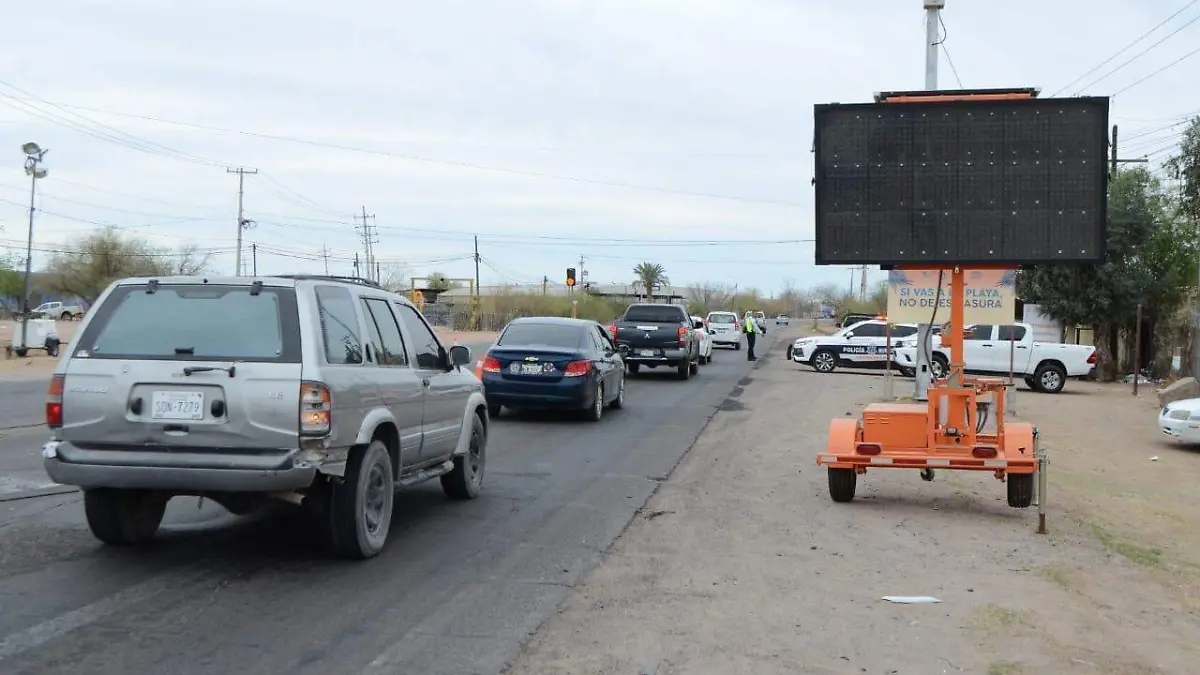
[41,275,489,559]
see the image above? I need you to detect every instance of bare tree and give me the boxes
[379,263,412,293]
[686,283,733,310]
[43,227,211,305]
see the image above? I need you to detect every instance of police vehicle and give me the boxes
[790,319,920,373]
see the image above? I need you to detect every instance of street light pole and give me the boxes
[19,142,48,351]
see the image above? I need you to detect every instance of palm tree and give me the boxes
[633,262,669,301]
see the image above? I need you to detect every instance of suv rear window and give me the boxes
[623,306,685,323]
[76,284,301,362]
[498,323,583,349]
[708,314,736,324]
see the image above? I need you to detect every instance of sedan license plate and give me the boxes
[151,391,205,420]
[638,349,656,357]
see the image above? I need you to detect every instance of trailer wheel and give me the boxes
[827,468,857,502]
[1007,472,1034,508]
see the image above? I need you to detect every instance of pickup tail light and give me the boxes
[299,381,332,436]
[608,323,618,341]
[564,360,591,377]
[481,355,502,373]
[677,326,687,346]
[46,374,64,428]
[1086,349,1097,365]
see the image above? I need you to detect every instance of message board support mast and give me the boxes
[913,0,944,402]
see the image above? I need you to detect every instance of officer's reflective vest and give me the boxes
[744,317,757,334]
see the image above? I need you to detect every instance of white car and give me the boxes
[691,315,714,364]
[705,311,742,350]
[1160,398,1200,444]
[892,322,1096,394]
[775,314,790,325]
[791,319,920,373]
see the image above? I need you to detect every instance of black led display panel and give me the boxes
[813,96,1109,266]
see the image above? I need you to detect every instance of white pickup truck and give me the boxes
[892,322,1096,394]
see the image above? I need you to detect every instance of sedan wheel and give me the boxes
[587,383,604,421]
[610,376,625,409]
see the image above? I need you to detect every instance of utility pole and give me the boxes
[473,235,481,297]
[542,275,548,295]
[227,167,258,276]
[353,252,360,277]
[578,254,587,290]
[251,243,257,276]
[913,0,944,404]
[322,245,330,275]
[859,265,868,303]
[355,207,377,281]
[1109,125,1149,175]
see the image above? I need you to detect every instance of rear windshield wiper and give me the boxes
[183,365,237,378]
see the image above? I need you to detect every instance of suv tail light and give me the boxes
[564,360,591,377]
[481,355,502,373]
[46,374,64,428]
[677,326,687,346]
[1086,349,1097,365]
[299,381,331,436]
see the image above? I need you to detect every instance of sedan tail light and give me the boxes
[564,360,591,377]
[677,326,687,346]
[481,355,502,373]
[1086,349,1097,365]
[299,381,331,436]
[46,374,64,428]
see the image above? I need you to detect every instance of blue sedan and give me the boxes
[479,317,626,421]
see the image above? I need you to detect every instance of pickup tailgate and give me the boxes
[615,321,683,350]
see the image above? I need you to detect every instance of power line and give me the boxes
[0,93,802,207]
[1049,0,1200,96]
[1073,10,1200,95]
[1112,43,1200,96]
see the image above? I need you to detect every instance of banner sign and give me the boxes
[886,270,1016,325]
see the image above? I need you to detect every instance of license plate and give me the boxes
[520,363,543,375]
[639,349,656,357]
[151,391,205,420]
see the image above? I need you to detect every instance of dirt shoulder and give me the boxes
[507,355,1200,674]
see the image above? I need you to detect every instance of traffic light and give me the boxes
[566,267,576,287]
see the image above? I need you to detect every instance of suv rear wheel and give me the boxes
[324,439,394,559]
[442,413,486,500]
[84,488,168,546]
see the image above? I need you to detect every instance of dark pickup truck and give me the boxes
[611,303,700,380]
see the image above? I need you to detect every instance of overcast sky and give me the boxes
[0,0,1195,295]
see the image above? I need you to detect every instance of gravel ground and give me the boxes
[506,348,1200,675]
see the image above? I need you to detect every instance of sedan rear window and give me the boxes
[623,306,685,323]
[708,314,736,324]
[497,323,584,349]
[76,284,301,362]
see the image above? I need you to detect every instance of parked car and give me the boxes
[41,274,488,560]
[838,312,881,329]
[1159,398,1200,444]
[891,322,1097,393]
[478,317,625,421]
[705,311,742,350]
[791,319,920,373]
[611,303,700,379]
[29,301,84,320]
[690,315,714,364]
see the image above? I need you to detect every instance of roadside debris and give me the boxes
[881,596,942,604]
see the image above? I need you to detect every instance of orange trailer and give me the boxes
[813,87,1092,527]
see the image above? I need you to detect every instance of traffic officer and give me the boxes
[743,309,758,361]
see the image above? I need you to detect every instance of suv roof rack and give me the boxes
[272,274,385,289]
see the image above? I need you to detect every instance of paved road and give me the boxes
[0,333,784,675]
[0,376,50,430]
